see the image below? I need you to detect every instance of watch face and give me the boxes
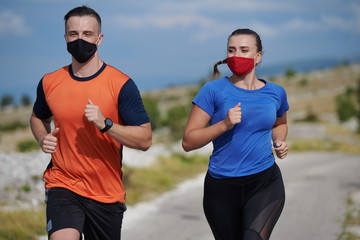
[105,118,112,126]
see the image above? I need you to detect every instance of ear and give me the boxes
[97,34,104,46]
[255,51,263,65]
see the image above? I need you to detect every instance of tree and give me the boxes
[1,94,14,108]
[21,94,32,107]
[335,79,360,133]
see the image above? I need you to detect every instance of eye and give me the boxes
[227,48,234,53]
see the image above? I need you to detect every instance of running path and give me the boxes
[121,152,360,240]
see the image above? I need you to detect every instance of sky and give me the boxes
[0,0,360,102]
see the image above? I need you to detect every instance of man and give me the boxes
[30,6,152,240]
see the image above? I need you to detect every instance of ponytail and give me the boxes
[212,59,227,79]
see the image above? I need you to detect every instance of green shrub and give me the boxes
[298,78,308,87]
[303,106,318,122]
[20,95,32,107]
[142,96,161,130]
[0,95,14,108]
[0,121,28,132]
[336,93,356,122]
[17,140,39,152]
[162,104,190,140]
[21,184,31,192]
[285,67,296,79]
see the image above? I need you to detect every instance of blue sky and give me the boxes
[1,0,360,102]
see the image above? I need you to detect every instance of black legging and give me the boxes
[203,163,285,240]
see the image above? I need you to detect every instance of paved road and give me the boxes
[121,152,360,240]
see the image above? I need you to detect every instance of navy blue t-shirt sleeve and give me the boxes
[33,78,53,119]
[118,79,150,126]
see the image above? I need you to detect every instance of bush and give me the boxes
[162,104,190,140]
[17,140,39,152]
[285,67,296,79]
[142,96,161,130]
[0,95,14,108]
[298,78,308,87]
[303,106,318,122]
[0,121,28,132]
[20,95,32,107]
[21,184,31,192]
[336,93,356,122]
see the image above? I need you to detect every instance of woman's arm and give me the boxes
[182,103,241,152]
[272,112,289,159]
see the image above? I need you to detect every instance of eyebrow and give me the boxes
[66,30,95,34]
[227,46,250,49]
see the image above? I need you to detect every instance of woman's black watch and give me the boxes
[100,118,113,133]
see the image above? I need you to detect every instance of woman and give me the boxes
[182,29,289,240]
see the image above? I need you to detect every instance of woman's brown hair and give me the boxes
[212,28,263,79]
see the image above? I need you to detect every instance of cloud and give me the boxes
[322,4,360,33]
[0,10,31,38]
[154,0,297,13]
[114,13,214,29]
[111,0,360,41]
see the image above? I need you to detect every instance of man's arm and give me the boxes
[30,112,59,154]
[84,99,152,151]
[106,122,152,151]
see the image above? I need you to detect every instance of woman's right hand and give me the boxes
[224,103,242,129]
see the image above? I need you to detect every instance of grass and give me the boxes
[289,139,360,154]
[123,153,209,205]
[337,193,360,240]
[0,206,46,240]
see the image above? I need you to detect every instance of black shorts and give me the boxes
[45,187,126,240]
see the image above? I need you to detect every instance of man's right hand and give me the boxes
[40,128,59,154]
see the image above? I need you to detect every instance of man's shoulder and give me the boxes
[43,65,70,79]
[104,64,130,80]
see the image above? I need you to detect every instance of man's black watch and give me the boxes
[100,118,113,133]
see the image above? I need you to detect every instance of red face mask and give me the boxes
[226,56,255,76]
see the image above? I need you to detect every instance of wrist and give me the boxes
[221,119,232,131]
[100,118,113,133]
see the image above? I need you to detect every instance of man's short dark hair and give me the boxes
[64,6,101,32]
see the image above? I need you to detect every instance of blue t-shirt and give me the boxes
[193,77,289,178]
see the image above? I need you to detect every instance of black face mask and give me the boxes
[67,39,97,63]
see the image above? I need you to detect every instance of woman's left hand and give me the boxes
[273,141,288,159]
